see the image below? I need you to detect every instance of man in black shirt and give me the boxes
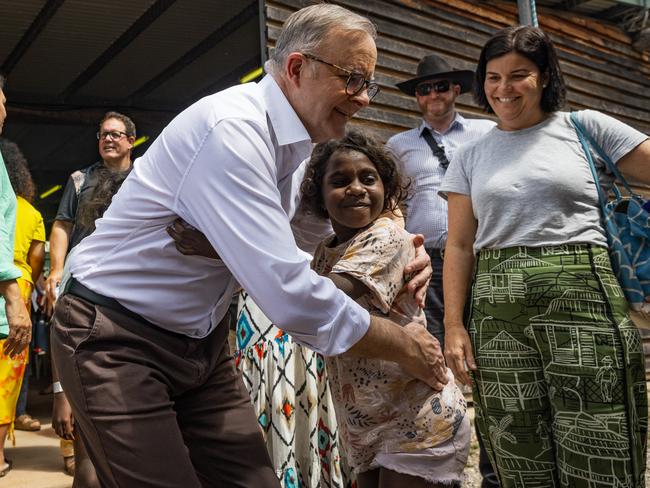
[45,112,135,484]
[46,112,136,305]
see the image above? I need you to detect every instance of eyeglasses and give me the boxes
[415,80,452,96]
[97,130,128,141]
[303,54,380,101]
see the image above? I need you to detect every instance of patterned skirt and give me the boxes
[470,244,647,488]
[235,292,353,488]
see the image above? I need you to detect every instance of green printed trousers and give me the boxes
[469,244,647,488]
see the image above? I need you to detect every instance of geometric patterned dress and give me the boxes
[470,244,647,488]
[235,292,354,488]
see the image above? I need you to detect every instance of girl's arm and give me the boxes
[443,193,478,386]
[328,273,369,300]
[617,139,650,185]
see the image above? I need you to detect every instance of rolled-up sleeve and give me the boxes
[175,118,370,356]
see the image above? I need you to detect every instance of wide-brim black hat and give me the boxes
[396,54,474,96]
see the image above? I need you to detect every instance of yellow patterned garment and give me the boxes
[13,196,45,284]
[0,278,30,440]
[312,217,467,471]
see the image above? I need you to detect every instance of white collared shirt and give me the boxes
[387,114,495,248]
[69,75,369,356]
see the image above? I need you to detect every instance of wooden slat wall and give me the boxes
[264,0,650,354]
[264,0,650,193]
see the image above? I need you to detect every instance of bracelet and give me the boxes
[53,381,64,394]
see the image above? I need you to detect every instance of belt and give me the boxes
[425,247,444,259]
[66,278,149,324]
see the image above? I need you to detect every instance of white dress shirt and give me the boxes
[386,114,495,248]
[69,75,369,356]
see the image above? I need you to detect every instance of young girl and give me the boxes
[301,130,469,488]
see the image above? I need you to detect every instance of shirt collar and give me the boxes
[419,112,466,137]
[259,75,311,147]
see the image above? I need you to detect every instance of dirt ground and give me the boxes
[5,370,650,487]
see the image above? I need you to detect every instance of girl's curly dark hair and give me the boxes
[76,165,131,231]
[301,129,409,219]
[0,138,36,202]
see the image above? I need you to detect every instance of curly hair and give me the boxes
[76,165,131,231]
[475,25,566,114]
[0,138,35,202]
[301,129,409,219]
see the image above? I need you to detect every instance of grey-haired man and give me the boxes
[50,5,443,487]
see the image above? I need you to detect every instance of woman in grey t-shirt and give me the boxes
[441,25,650,487]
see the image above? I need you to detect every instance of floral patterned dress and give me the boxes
[312,218,467,474]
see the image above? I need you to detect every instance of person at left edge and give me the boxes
[0,75,32,478]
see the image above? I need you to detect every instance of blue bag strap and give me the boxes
[569,112,639,200]
[570,112,610,215]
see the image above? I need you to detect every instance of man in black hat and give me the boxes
[386,53,499,488]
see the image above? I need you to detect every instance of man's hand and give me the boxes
[52,392,75,440]
[444,323,476,386]
[401,322,447,391]
[166,218,220,260]
[404,234,432,308]
[3,294,31,358]
[45,269,62,316]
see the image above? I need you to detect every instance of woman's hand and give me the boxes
[166,219,220,259]
[52,392,75,440]
[444,323,476,386]
[404,234,432,308]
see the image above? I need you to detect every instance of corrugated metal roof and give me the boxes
[0,0,263,222]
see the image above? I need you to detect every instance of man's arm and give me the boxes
[349,315,447,390]
[175,119,368,355]
[329,272,447,390]
[45,220,72,312]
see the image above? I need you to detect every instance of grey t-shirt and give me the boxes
[439,110,647,254]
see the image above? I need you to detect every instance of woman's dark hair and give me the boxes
[76,165,131,230]
[301,129,409,219]
[0,138,35,202]
[475,25,566,114]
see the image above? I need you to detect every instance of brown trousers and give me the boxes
[51,293,279,488]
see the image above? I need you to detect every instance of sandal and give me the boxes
[0,459,12,477]
[14,414,42,431]
[63,455,75,477]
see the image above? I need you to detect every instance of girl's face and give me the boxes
[322,149,385,243]
[484,51,547,131]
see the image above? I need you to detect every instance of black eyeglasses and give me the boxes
[97,130,128,141]
[303,54,380,101]
[415,80,452,96]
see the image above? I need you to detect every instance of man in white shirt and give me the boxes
[50,5,444,488]
[387,54,498,488]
